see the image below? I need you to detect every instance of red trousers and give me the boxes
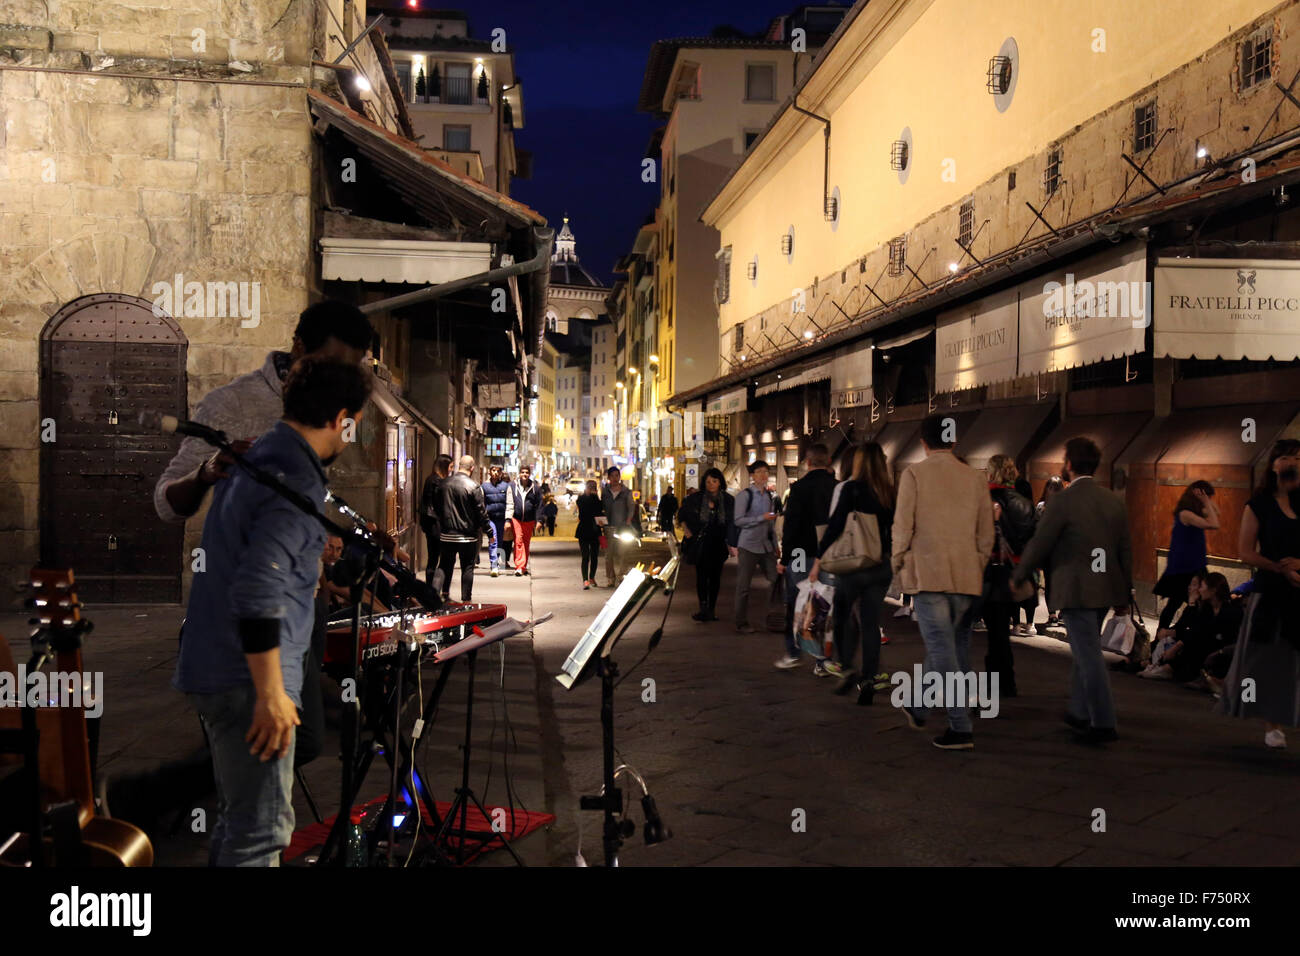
[510,518,535,572]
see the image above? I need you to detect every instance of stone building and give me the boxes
[0,0,547,603]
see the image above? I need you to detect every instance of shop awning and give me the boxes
[1154,257,1300,360]
[1118,403,1300,470]
[706,387,747,414]
[935,288,1018,392]
[368,375,445,438]
[1029,412,1149,487]
[755,363,831,396]
[829,338,873,408]
[1018,242,1147,375]
[954,400,1059,473]
[320,237,493,285]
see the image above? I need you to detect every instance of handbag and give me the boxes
[680,533,701,565]
[598,532,608,551]
[503,520,515,542]
[819,511,883,574]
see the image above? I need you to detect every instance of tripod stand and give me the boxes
[428,646,523,866]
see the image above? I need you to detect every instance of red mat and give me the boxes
[285,795,553,865]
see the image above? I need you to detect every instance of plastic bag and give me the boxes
[793,578,836,659]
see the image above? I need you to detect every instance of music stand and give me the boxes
[557,538,679,866]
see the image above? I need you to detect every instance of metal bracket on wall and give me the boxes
[1036,373,1049,402]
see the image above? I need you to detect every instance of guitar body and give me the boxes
[0,568,155,867]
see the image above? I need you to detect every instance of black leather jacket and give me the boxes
[438,472,492,542]
[990,485,1036,556]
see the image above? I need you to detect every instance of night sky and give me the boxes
[452,0,814,286]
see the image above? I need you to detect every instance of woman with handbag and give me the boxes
[983,454,1037,699]
[808,442,895,705]
[575,480,604,589]
[679,468,734,622]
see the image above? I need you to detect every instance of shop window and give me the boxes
[1241,28,1272,90]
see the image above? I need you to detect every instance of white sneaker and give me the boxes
[1139,664,1172,680]
[490,568,499,578]
[774,655,801,670]
[1265,729,1287,749]
[514,568,523,576]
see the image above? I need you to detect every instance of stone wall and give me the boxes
[0,0,334,603]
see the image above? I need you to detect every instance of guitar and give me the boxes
[0,568,153,867]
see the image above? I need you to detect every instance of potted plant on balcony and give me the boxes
[415,66,427,103]
[477,68,488,103]
[429,64,440,103]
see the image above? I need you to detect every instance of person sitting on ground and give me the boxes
[1181,573,1242,687]
[1140,573,1203,680]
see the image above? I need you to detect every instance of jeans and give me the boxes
[783,565,808,658]
[734,548,778,627]
[1061,607,1117,730]
[488,518,505,569]
[912,591,976,734]
[190,683,296,867]
[295,597,325,768]
[834,567,890,677]
[580,538,600,581]
[437,540,478,602]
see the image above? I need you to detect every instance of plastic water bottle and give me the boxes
[345,811,367,867]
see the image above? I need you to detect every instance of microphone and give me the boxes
[148,411,228,446]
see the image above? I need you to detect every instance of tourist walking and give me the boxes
[657,486,679,537]
[731,461,780,634]
[437,456,494,602]
[602,466,642,585]
[1219,439,1300,748]
[679,467,734,621]
[574,480,604,589]
[481,465,511,576]
[1014,437,1133,745]
[982,454,1037,698]
[419,454,453,585]
[809,442,896,705]
[774,443,838,670]
[892,414,994,750]
[1153,480,1220,630]
[506,463,543,575]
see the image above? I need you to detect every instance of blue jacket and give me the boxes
[482,478,511,522]
[173,422,327,706]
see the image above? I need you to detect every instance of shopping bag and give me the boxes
[765,574,786,633]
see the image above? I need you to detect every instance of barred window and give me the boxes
[1044,147,1062,196]
[888,236,906,277]
[1134,101,1157,153]
[1241,29,1272,90]
[958,199,974,249]
[733,323,744,354]
[717,246,732,304]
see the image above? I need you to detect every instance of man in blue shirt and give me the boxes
[175,357,372,866]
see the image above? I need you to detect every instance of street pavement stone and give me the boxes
[3,523,1298,867]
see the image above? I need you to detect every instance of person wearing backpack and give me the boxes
[983,454,1036,698]
[808,442,896,704]
[730,460,780,633]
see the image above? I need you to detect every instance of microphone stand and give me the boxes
[173,422,442,866]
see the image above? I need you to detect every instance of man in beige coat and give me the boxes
[891,414,995,749]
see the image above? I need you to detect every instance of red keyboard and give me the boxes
[324,603,507,666]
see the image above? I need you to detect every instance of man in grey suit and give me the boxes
[1013,436,1133,744]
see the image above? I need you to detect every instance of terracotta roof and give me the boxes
[307,89,544,231]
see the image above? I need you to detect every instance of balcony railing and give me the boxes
[445,75,472,105]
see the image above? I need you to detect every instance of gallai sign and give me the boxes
[1154,257,1300,360]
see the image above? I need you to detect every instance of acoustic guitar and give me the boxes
[0,568,152,866]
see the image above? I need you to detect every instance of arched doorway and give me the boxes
[40,294,188,603]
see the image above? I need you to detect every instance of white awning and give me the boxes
[829,339,873,408]
[705,387,747,414]
[1154,257,1300,360]
[755,363,832,396]
[1018,241,1147,375]
[876,325,933,350]
[320,237,493,285]
[935,287,1018,391]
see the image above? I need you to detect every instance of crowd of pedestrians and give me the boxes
[663,418,1300,754]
